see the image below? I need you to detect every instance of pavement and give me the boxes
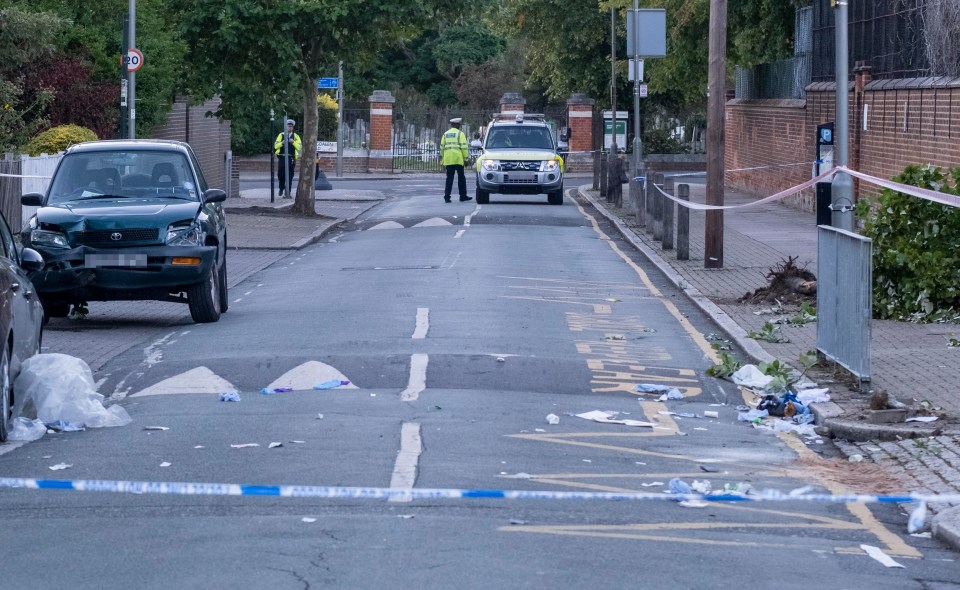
[220,171,959,550]
[576,179,960,550]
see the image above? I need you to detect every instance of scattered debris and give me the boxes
[849,454,864,463]
[317,413,324,419]
[906,416,938,423]
[731,365,774,389]
[740,256,817,304]
[144,426,169,431]
[194,445,204,449]
[747,321,791,343]
[640,482,664,487]
[268,442,283,449]
[910,532,932,539]
[509,519,528,525]
[703,411,719,419]
[706,352,743,379]
[230,443,259,448]
[948,338,960,348]
[11,354,132,438]
[48,463,72,471]
[496,357,506,363]
[576,410,655,427]
[545,414,560,425]
[160,462,172,467]
[860,545,905,569]
[290,440,306,444]
[301,517,317,523]
[657,389,684,401]
[218,392,241,402]
[636,384,672,394]
[314,379,350,390]
[260,387,293,395]
[699,465,720,473]
[7,417,46,441]
[908,502,927,533]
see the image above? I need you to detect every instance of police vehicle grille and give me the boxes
[500,161,540,172]
[74,228,160,247]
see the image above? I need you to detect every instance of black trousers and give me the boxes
[444,164,467,200]
[277,155,295,193]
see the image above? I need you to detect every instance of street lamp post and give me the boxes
[832,0,854,231]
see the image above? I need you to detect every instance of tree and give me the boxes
[0,6,64,150]
[177,0,429,216]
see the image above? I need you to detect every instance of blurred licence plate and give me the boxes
[85,254,147,268]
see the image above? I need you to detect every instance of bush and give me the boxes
[857,164,960,321]
[24,124,97,156]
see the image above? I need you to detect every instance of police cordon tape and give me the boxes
[644,165,960,211]
[2,476,959,505]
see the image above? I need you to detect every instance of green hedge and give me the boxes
[24,124,97,156]
[857,164,960,322]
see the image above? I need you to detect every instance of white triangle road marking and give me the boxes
[369,221,404,230]
[267,361,358,391]
[412,217,452,228]
[129,366,237,398]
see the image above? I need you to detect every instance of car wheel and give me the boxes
[42,301,70,325]
[0,343,11,443]
[188,260,221,323]
[476,188,489,204]
[548,190,563,205]
[217,250,229,313]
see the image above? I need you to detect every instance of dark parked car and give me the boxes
[0,210,44,442]
[20,140,228,323]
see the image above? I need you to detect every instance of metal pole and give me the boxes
[704,0,727,268]
[610,8,617,153]
[269,109,275,203]
[336,60,344,178]
[832,0,854,231]
[128,0,136,139]
[119,14,129,139]
[282,112,289,198]
[632,0,643,207]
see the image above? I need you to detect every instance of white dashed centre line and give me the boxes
[412,307,429,339]
[388,422,422,503]
[401,353,428,402]
[455,204,481,238]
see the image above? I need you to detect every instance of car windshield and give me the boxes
[485,126,554,150]
[47,150,199,204]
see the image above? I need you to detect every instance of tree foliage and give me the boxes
[177,0,429,215]
[857,165,960,322]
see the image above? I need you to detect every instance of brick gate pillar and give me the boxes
[566,93,595,173]
[368,90,394,173]
[500,92,526,115]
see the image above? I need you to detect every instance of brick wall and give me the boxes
[150,96,238,197]
[726,78,960,211]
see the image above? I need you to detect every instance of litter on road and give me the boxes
[230,443,259,448]
[657,389,684,401]
[703,411,719,418]
[143,426,170,431]
[48,463,72,471]
[218,392,241,402]
[860,545,905,568]
[9,354,132,440]
[260,387,293,395]
[313,379,350,390]
[576,410,655,427]
[160,462,172,468]
[269,442,283,449]
[545,414,560,425]
[905,416,938,423]
[635,384,672,394]
[301,517,317,523]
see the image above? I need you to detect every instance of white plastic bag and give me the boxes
[12,354,132,428]
[731,365,774,389]
[7,417,47,441]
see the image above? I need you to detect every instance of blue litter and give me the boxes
[219,392,241,402]
[260,387,293,395]
[636,384,672,394]
[45,420,85,432]
[313,379,350,390]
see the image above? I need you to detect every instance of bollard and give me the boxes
[677,183,690,260]
[593,150,601,191]
[652,172,664,241]
[662,176,675,250]
[632,175,645,226]
[645,171,655,235]
[599,155,608,198]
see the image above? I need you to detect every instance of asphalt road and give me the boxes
[1,178,956,589]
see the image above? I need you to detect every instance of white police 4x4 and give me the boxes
[473,114,564,205]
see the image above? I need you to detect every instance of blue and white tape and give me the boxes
[2,476,959,505]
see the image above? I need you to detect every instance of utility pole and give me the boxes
[119,14,129,139]
[336,60,344,178]
[610,7,617,155]
[832,0,854,231]
[632,0,643,193]
[705,0,727,268]
[128,0,136,139]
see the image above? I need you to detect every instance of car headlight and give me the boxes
[481,159,500,171]
[30,228,69,249]
[165,222,205,246]
[541,160,560,172]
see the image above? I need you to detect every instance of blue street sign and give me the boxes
[318,78,339,89]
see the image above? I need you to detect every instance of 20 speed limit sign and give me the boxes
[125,48,144,72]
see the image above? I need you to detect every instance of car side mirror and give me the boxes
[20,248,44,272]
[21,193,44,207]
[473,131,481,139]
[469,139,482,149]
[203,188,227,203]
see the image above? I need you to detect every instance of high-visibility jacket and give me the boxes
[440,127,468,166]
[274,132,302,159]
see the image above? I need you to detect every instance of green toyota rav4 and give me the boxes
[473,113,565,205]
[20,140,228,323]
